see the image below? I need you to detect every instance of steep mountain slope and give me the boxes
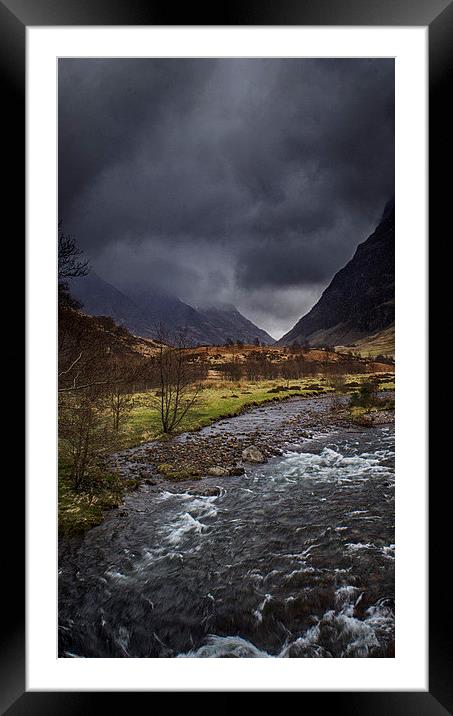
[68,272,273,345]
[279,199,395,348]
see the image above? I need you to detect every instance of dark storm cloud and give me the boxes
[58,58,394,338]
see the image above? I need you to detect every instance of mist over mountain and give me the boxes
[68,272,274,346]
[59,59,394,339]
[278,199,395,348]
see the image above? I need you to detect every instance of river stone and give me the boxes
[188,486,221,497]
[208,466,229,477]
[241,445,265,463]
[229,466,245,476]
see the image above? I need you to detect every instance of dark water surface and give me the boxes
[59,399,394,658]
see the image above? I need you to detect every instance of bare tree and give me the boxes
[58,222,89,281]
[108,375,134,431]
[58,310,153,491]
[58,222,89,308]
[59,385,114,491]
[153,325,204,433]
[58,308,149,394]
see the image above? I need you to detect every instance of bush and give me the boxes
[349,379,380,408]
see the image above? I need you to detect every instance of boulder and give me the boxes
[188,486,221,497]
[207,466,229,477]
[241,446,265,463]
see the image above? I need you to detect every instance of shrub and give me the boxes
[349,379,380,408]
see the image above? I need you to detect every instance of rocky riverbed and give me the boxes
[107,392,394,492]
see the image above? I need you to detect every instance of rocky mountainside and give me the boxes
[68,272,274,346]
[279,199,395,348]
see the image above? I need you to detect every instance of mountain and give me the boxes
[125,285,225,345]
[68,272,274,346]
[67,272,155,337]
[197,303,274,345]
[279,199,395,348]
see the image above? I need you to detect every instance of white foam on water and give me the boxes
[272,445,394,485]
[356,515,383,521]
[286,596,393,658]
[253,593,272,623]
[284,544,320,560]
[382,543,396,559]
[158,490,194,502]
[178,635,272,658]
[166,512,207,545]
[115,625,131,656]
[154,492,222,547]
[185,497,219,520]
[175,574,394,658]
[178,598,393,658]
[279,623,323,657]
[335,585,360,608]
[284,565,316,581]
[332,612,380,657]
[105,569,129,582]
[159,490,223,508]
[345,542,376,553]
[365,599,395,634]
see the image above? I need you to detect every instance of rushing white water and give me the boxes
[59,416,394,658]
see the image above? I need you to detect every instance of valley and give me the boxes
[56,57,397,664]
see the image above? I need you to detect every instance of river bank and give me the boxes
[59,386,394,535]
[110,391,394,484]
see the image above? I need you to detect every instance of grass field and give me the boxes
[118,373,395,448]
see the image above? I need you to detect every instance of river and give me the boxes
[59,396,395,658]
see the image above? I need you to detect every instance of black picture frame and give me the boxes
[5,0,448,712]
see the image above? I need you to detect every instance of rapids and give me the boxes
[59,399,394,658]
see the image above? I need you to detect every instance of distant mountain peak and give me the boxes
[67,272,274,345]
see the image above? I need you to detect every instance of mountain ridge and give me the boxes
[278,199,395,349]
[68,272,274,346]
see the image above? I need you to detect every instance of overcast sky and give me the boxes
[59,58,394,339]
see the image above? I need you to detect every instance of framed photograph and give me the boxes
[5,0,447,711]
